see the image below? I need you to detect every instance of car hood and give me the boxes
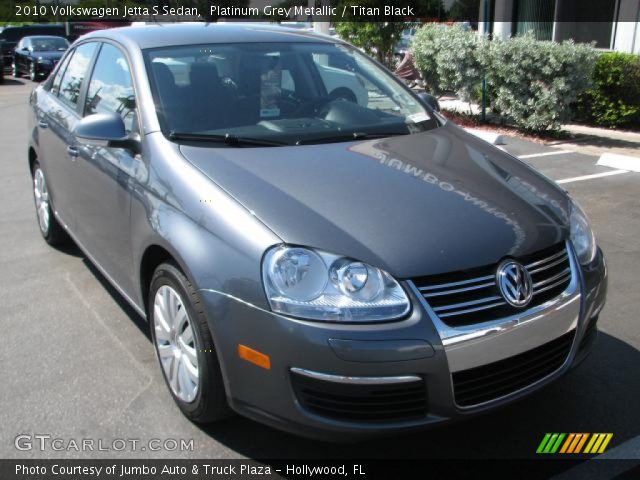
[179,123,570,278]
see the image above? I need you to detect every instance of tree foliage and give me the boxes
[335,22,407,68]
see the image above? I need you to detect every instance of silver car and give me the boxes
[28,24,606,439]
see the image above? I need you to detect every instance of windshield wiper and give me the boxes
[295,131,409,145]
[169,132,287,147]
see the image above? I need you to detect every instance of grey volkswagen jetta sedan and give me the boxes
[28,24,607,439]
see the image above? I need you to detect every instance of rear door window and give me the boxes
[50,50,74,96]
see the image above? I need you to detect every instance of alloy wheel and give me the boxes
[153,285,200,403]
[33,168,50,234]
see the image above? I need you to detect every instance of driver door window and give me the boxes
[85,44,136,134]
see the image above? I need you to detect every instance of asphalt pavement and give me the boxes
[1,79,639,467]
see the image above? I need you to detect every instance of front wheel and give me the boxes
[29,62,37,82]
[149,262,232,423]
[32,162,68,246]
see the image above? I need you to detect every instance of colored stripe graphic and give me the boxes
[574,434,589,453]
[585,433,614,454]
[597,434,614,453]
[537,433,566,454]
[559,434,575,453]
[550,433,566,453]
[538,433,613,454]
[584,434,599,453]
[537,433,552,453]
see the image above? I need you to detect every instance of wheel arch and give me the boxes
[28,146,37,175]
[139,243,186,317]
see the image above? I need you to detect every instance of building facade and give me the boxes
[479,0,640,54]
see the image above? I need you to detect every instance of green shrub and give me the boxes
[487,34,596,132]
[412,24,487,102]
[576,52,640,128]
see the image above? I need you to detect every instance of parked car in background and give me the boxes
[394,29,416,67]
[13,36,69,81]
[0,24,66,76]
[0,51,4,84]
[28,24,606,440]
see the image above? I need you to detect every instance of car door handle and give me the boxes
[38,120,48,129]
[67,145,79,158]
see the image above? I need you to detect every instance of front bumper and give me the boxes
[198,245,607,440]
[34,62,55,77]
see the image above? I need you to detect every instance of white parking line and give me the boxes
[597,153,640,173]
[518,150,575,159]
[556,170,630,184]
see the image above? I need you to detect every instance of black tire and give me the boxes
[12,62,20,78]
[31,161,69,246]
[149,261,232,423]
[29,62,37,82]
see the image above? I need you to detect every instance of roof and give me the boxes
[82,23,339,50]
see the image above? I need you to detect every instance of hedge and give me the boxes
[575,52,640,128]
[412,26,597,132]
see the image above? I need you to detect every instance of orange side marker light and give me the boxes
[238,344,271,370]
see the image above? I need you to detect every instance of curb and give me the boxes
[465,128,505,146]
[597,153,640,173]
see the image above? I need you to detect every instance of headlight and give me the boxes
[569,201,597,265]
[262,246,410,322]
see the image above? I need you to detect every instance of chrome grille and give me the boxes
[413,243,572,327]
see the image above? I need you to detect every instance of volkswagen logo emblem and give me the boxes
[496,260,533,308]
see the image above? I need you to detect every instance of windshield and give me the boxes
[144,42,437,146]
[31,37,68,52]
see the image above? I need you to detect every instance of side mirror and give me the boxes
[74,113,141,154]
[417,92,440,112]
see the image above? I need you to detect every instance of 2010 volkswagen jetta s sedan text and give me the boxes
[28,24,607,439]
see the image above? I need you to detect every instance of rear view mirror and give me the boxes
[417,92,440,112]
[74,113,141,154]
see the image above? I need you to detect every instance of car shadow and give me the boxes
[77,253,151,341]
[0,78,32,86]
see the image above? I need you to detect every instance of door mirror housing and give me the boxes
[74,113,141,154]
[416,92,440,112]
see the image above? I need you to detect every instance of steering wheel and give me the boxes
[277,90,303,114]
[293,97,335,118]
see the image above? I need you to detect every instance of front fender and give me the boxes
[129,134,281,314]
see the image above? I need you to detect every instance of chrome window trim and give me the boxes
[290,368,421,385]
